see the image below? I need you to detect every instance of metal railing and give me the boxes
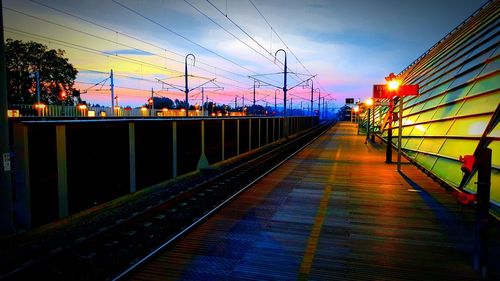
[8,104,213,118]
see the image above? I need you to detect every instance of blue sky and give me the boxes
[3,0,488,108]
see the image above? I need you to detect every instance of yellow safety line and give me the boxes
[298,184,332,280]
[298,147,340,280]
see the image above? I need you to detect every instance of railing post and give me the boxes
[474,147,491,280]
[248,119,252,150]
[221,120,225,161]
[13,122,31,229]
[258,119,261,147]
[266,118,269,145]
[56,124,68,218]
[129,122,136,193]
[172,121,177,177]
[237,119,240,155]
[197,120,209,169]
[386,98,394,163]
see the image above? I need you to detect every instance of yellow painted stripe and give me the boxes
[298,146,340,280]
[298,184,332,280]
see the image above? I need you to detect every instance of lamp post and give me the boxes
[371,100,375,142]
[365,98,373,144]
[184,53,195,117]
[252,80,258,115]
[354,105,360,133]
[387,73,400,167]
[385,73,400,163]
[110,69,114,116]
[275,49,288,136]
[314,88,320,118]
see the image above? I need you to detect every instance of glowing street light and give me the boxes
[386,73,401,91]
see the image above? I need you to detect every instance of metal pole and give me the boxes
[322,97,325,120]
[35,70,40,103]
[386,97,393,163]
[325,100,328,119]
[201,88,204,117]
[185,54,195,118]
[253,80,256,115]
[397,97,404,171]
[318,90,321,119]
[0,0,15,234]
[310,80,313,116]
[235,96,237,109]
[474,147,491,280]
[371,103,375,142]
[275,49,287,136]
[274,90,277,115]
[110,69,114,116]
[150,88,154,117]
[366,107,370,143]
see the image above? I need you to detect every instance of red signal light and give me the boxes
[459,155,475,174]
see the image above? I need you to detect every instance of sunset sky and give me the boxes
[3,0,488,109]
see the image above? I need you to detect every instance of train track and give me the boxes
[2,121,333,281]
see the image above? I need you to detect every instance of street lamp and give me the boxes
[365,98,373,143]
[384,72,400,163]
[387,73,401,91]
[77,103,88,117]
[314,88,320,118]
[184,53,195,118]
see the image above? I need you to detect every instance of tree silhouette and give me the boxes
[5,39,81,105]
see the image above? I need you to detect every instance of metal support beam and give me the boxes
[13,123,31,230]
[249,119,252,150]
[197,120,209,169]
[397,97,404,171]
[386,98,394,163]
[266,119,269,145]
[110,69,114,116]
[129,123,136,193]
[172,121,177,177]
[56,125,68,218]
[258,119,261,147]
[237,119,240,155]
[474,147,491,280]
[221,120,225,160]
[0,0,15,234]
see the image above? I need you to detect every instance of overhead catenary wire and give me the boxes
[7,0,330,106]
[205,0,302,84]
[248,0,330,98]
[111,0,262,78]
[27,0,252,83]
[4,7,254,89]
[183,0,283,75]
[4,27,250,92]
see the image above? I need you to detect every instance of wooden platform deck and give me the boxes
[129,121,499,281]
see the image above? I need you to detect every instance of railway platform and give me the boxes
[128,121,499,281]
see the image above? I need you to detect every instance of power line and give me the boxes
[4,27,249,91]
[248,0,330,97]
[183,0,283,84]
[111,0,261,78]
[205,0,302,84]
[4,27,180,75]
[27,0,254,84]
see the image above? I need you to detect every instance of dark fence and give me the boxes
[10,116,319,229]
